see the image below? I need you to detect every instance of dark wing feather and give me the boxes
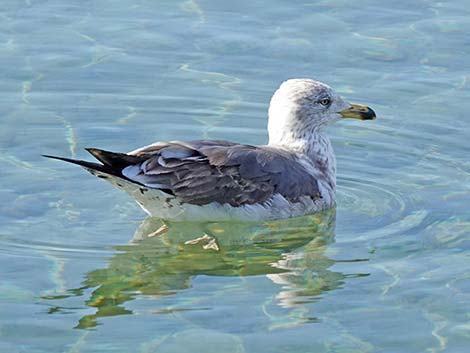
[125,140,320,206]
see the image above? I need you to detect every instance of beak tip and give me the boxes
[340,104,376,120]
[365,107,377,120]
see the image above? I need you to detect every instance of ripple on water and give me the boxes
[0,234,116,260]
[336,163,428,245]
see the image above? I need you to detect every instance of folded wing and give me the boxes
[112,140,321,207]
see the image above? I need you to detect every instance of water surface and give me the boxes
[1,0,470,352]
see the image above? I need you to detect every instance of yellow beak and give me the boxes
[339,103,376,120]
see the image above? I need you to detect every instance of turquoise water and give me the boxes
[1,0,470,352]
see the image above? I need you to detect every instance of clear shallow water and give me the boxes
[1,0,470,352]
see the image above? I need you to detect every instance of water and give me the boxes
[1,0,470,352]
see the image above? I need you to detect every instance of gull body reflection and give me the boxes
[45,209,356,329]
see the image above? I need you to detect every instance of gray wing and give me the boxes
[121,140,321,206]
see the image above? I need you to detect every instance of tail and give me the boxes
[43,148,144,180]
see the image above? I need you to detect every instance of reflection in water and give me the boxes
[44,209,364,329]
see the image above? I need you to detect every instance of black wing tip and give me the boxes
[42,150,139,182]
[84,147,101,155]
[85,147,107,161]
[84,147,144,168]
[42,153,107,172]
[42,154,74,163]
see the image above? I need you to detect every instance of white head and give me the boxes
[267,79,375,146]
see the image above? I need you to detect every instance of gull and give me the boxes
[44,79,375,221]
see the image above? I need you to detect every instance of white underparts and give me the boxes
[87,169,330,221]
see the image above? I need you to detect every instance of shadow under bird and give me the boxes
[44,78,376,221]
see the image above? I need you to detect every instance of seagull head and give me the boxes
[267,78,376,146]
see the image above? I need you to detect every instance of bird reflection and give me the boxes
[45,209,356,329]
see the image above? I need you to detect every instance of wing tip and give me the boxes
[85,147,100,156]
[42,153,107,172]
[42,154,75,163]
[85,147,107,162]
[84,147,143,168]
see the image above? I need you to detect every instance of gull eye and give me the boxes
[319,98,331,106]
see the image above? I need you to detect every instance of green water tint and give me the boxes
[43,210,360,330]
[2,0,470,351]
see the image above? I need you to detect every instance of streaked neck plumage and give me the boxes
[268,128,336,193]
[267,106,337,199]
